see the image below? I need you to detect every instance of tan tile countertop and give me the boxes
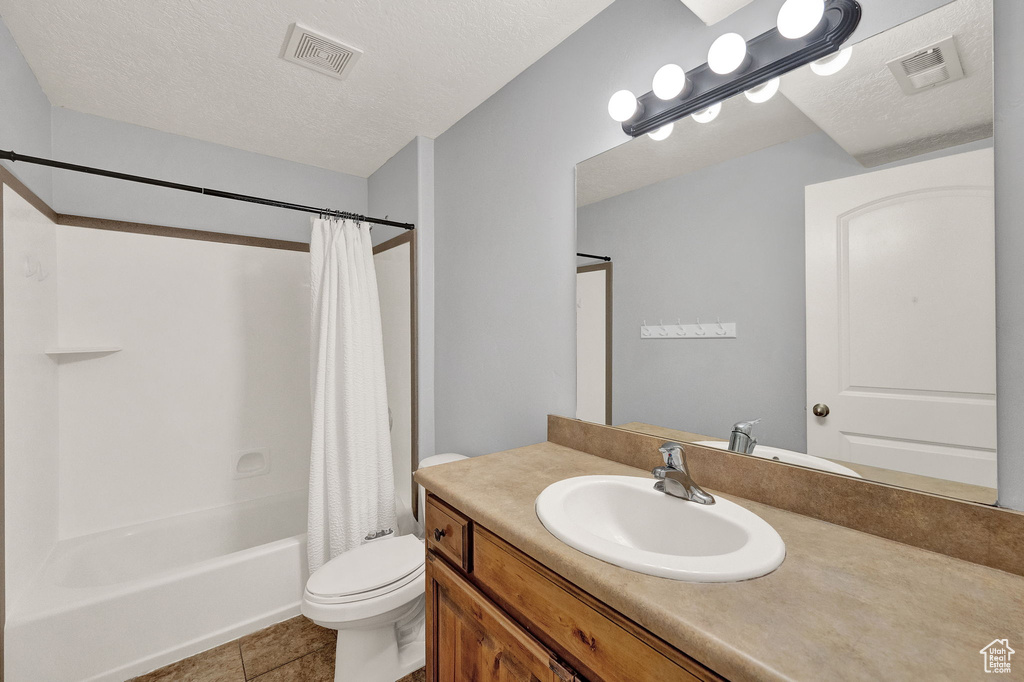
[415,442,1024,682]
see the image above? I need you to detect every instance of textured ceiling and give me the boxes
[0,0,615,177]
[578,0,991,205]
[779,0,992,167]
[577,93,819,206]
[679,0,756,26]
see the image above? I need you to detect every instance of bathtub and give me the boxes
[5,490,308,682]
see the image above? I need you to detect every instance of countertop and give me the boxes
[415,442,1024,682]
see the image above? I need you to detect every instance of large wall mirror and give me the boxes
[574,0,996,504]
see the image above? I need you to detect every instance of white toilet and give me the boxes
[302,453,467,682]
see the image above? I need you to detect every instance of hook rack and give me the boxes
[640,317,737,339]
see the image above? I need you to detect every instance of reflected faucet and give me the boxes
[728,419,761,454]
[652,442,715,505]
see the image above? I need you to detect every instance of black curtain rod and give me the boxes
[577,252,611,262]
[0,148,415,231]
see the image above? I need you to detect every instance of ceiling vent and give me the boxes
[281,23,362,81]
[887,36,965,96]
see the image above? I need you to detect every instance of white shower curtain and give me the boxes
[308,217,397,574]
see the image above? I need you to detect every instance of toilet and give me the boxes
[302,453,467,682]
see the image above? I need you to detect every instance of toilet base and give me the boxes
[332,596,425,682]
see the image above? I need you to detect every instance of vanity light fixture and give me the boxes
[708,33,750,75]
[608,89,639,122]
[648,122,674,141]
[691,103,722,123]
[744,77,780,103]
[607,0,860,137]
[810,45,853,75]
[653,64,690,100]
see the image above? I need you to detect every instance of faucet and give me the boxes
[652,442,715,505]
[728,419,760,454]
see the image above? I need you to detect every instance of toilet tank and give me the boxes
[416,453,467,532]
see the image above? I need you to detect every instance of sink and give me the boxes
[693,441,862,478]
[536,475,785,582]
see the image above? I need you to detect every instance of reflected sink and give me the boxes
[536,476,785,582]
[693,441,862,478]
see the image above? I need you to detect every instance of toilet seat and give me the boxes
[302,534,426,626]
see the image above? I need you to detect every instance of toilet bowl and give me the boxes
[302,453,467,682]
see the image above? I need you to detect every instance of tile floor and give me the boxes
[129,616,426,682]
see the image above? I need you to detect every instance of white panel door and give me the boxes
[805,148,995,487]
[577,267,609,424]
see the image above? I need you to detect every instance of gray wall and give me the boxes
[50,108,366,242]
[578,133,993,452]
[994,0,1024,508]
[369,137,437,464]
[0,19,52,204]
[433,0,958,457]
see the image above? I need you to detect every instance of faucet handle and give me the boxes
[658,442,685,469]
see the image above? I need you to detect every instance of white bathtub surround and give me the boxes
[309,217,397,573]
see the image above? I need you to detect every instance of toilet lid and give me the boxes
[307,534,424,599]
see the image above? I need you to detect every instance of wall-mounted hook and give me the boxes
[695,317,707,336]
[716,317,727,336]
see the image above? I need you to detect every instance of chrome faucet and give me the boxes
[728,419,760,454]
[652,442,715,505]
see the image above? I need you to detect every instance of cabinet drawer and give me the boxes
[472,526,723,682]
[425,495,471,571]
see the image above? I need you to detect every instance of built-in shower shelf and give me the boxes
[45,346,122,357]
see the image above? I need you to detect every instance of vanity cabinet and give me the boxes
[425,495,724,682]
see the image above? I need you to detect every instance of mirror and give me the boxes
[574,0,996,504]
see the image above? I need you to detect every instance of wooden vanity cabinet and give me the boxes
[424,494,724,682]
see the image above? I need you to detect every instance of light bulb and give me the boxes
[608,90,639,122]
[708,33,748,75]
[691,102,722,124]
[647,122,674,141]
[653,64,689,100]
[777,0,825,39]
[810,46,853,76]
[744,77,780,104]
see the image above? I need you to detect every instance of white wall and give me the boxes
[55,227,310,537]
[576,268,607,424]
[432,0,957,458]
[3,186,59,609]
[993,0,1024,508]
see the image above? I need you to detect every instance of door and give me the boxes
[576,264,612,424]
[805,148,995,487]
[427,553,576,682]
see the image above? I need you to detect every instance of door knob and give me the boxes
[812,403,830,417]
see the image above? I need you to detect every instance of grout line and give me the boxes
[238,641,248,681]
[247,641,336,681]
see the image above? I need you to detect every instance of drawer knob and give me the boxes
[433,528,446,542]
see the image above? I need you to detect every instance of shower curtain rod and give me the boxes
[576,252,611,262]
[0,148,415,230]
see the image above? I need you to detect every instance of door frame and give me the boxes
[577,262,613,425]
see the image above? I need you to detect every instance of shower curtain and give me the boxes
[308,217,397,574]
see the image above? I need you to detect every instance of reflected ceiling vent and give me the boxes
[887,36,965,96]
[281,23,362,81]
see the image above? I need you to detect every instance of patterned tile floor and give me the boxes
[129,616,426,682]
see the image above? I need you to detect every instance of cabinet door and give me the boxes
[427,552,576,682]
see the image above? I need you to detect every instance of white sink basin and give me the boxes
[536,476,785,582]
[693,441,862,478]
